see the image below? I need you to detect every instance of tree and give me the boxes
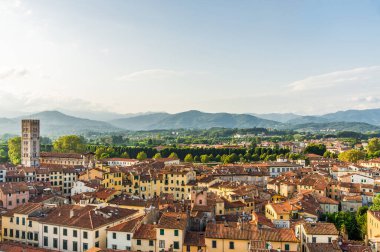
[53,135,86,153]
[169,152,178,159]
[137,151,147,161]
[153,153,162,159]
[323,151,337,159]
[184,154,193,163]
[200,154,210,163]
[371,195,380,211]
[368,138,380,155]
[8,137,21,165]
[338,149,366,163]
[304,143,326,156]
[194,155,201,162]
[0,147,8,162]
[356,206,368,239]
[121,152,130,158]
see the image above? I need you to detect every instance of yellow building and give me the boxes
[205,222,299,252]
[265,201,292,220]
[101,167,123,190]
[183,231,206,252]
[125,167,196,201]
[1,203,43,246]
[368,210,380,251]
[156,212,188,252]
[132,223,157,252]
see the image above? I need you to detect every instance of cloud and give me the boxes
[0,67,29,80]
[116,69,186,82]
[0,90,108,117]
[289,66,380,91]
[351,96,380,103]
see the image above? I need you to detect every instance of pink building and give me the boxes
[0,182,30,209]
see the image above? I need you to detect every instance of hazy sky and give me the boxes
[1,0,380,117]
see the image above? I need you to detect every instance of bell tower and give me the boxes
[21,119,40,167]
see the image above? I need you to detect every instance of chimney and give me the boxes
[70,209,75,218]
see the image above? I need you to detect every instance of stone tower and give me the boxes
[21,119,40,167]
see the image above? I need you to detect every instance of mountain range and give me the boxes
[1,108,380,136]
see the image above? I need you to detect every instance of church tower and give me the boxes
[21,119,40,167]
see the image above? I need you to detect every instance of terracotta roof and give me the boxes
[40,152,83,159]
[303,223,339,235]
[157,212,188,230]
[38,205,138,229]
[3,203,42,217]
[0,242,56,252]
[107,216,144,232]
[205,223,298,242]
[268,201,293,214]
[184,231,206,246]
[133,224,156,240]
[0,182,29,194]
[306,243,341,252]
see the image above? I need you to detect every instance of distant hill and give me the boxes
[110,113,171,130]
[110,110,279,130]
[2,108,380,136]
[0,111,121,136]
[321,108,380,125]
[286,116,330,125]
[284,121,380,132]
[252,113,301,123]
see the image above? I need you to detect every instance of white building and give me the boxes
[296,223,339,252]
[71,181,98,196]
[38,205,141,251]
[105,158,139,167]
[106,216,143,250]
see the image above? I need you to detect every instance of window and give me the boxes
[113,232,117,239]
[9,229,13,237]
[285,244,290,251]
[160,229,164,235]
[328,237,332,243]
[22,217,25,225]
[10,217,13,223]
[187,245,191,252]
[53,227,58,234]
[229,241,235,249]
[159,240,165,248]
[112,245,117,250]
[127,234,131,240]
[174,229,179,236]
[73,230,78,237]
[28,220,32,227]
[53,238,58,248]
[73,241,78,252]
[312,237,317,243]
[95,230,99,238]
[22,231,25,239]
[43,236,48,246]
[83,243,88,251]
[137,240,142,245]
[173,242,179,249]
[3,228,7,237]
[63,240,68,250]
[83,231,88,239]
[212,240,217,248]
[149,240,154,246]
[63,228,67,236]
[16,217,19,225]
[44,226,48,233]
[15,230,19,238]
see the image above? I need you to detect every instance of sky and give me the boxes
[1,0,380,118]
